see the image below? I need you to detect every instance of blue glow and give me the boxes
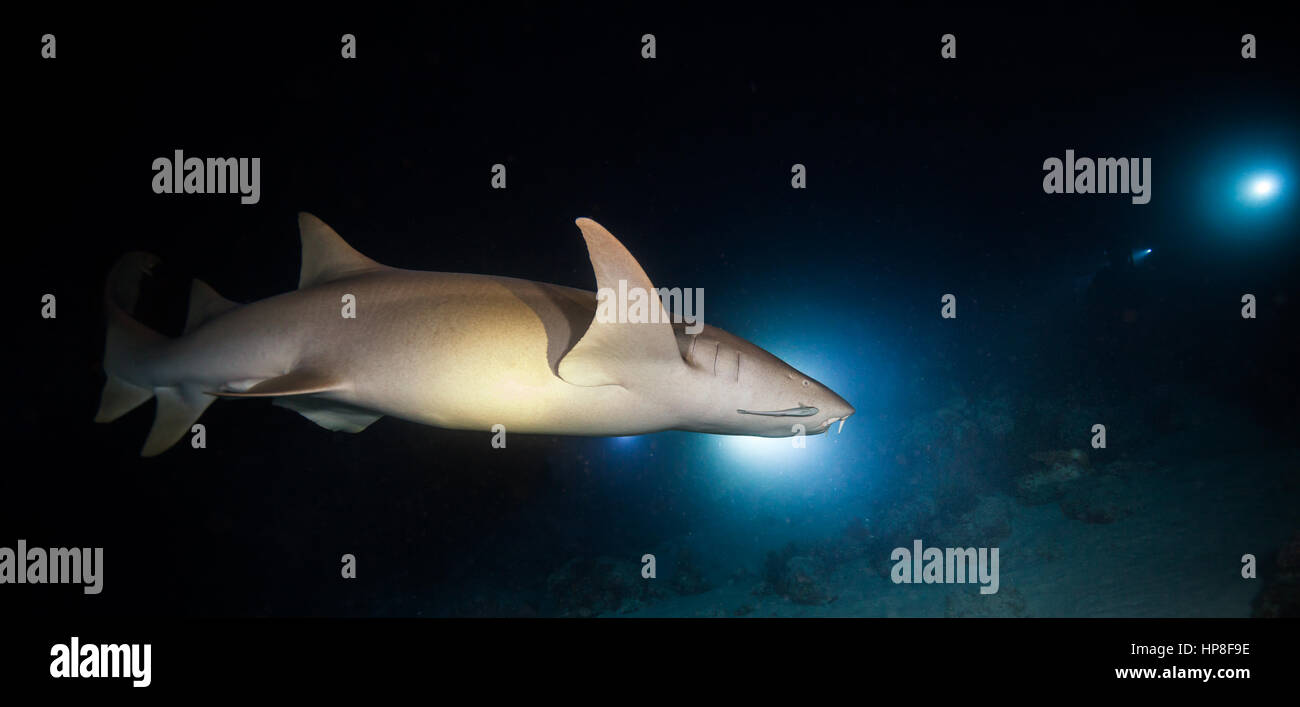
[1198,143,1294,235]
[1131,247,1153,264]
[1240,172,1282,205]
[710,433,839,474]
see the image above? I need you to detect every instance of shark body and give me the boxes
[97,215,854,455]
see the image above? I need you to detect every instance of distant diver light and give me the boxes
[1241,172,1282,205]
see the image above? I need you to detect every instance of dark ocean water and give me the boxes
[6,8,1299,619]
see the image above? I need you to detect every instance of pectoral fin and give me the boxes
[211,370,380,432]
[557,218,685,387]
[273,397,383,433]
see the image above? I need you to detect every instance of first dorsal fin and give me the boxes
[297,212,386,288]
[184,278,239,334]
[557,218,685,387]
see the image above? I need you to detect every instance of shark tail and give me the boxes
[96,253,223,456]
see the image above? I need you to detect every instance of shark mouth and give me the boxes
[816,414,852,434]
[736,406,819,417]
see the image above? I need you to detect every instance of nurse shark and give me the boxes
[96,214,854,455]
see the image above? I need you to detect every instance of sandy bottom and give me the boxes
[623,448,1299,617]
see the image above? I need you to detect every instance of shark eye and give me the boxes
[802,380,810,387]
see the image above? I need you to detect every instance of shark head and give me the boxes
[557,217,854,439]
[675,324,855,437]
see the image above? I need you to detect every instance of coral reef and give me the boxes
[1251,532,1300,618]
[945,586,1027,617]
[1097,458,1157,476]
[931,494,1014,547]
[975,397,1017,438]
[897,395,1020,504]
[873,495,939,547]
[1060,475,1137,524]
[668,548,712,596]
[545,556,662,617]
[1014,449,1141,523]
[1015,449,1089,504]
[756,543,836,605]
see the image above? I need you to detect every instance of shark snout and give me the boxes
[817,398,855,434]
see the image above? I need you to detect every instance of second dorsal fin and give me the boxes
[184,278,239,334]
[297,212,387,288]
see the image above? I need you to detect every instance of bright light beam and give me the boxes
[1241,172,1282,205]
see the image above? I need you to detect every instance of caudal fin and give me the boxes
[96,253,218,456]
